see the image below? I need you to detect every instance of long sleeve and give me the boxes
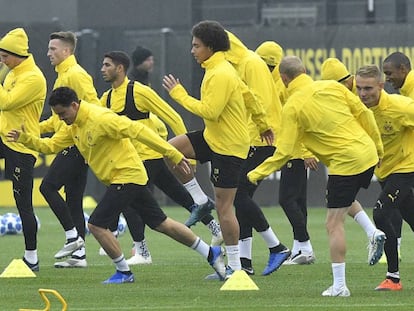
[18,126,74,154]
[100,113,184,165]
[134,84,187,136]
[169,81,227,122]
[0,75,43,111]
[241,82,269,135]
[247,104,298,183]
[346,91,384,158]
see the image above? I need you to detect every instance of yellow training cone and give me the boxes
[220,270,259,291]
[0,259,36,278]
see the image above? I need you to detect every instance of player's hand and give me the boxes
[6,125,25,142]
[260,128,274,146]
[246,172,258,185]
[162,74,180,92]
[304,157,318,171]
[173,157,191,175]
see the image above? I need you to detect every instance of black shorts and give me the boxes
[186,130,244,188]
[377,172,414,209]
[88,183,167,230]
[326,166,375,208]
[0,138,35,183]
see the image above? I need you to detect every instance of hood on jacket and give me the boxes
[224,30,249,65]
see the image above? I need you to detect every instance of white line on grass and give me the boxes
[68,303,413,310]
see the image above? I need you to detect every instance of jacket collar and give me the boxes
[55,54,77,73]
[201,51,226,69]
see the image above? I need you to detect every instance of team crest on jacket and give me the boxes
[7,80,16,89]
[383,121,393,132]
[86,131,96,147]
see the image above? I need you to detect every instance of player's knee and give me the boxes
[39,181,57,196]
[373,202,392,232]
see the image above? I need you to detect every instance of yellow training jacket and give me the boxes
[0,63,9,84]
[18,102,184,186]
[225,31,279,146]
[40,54,101,134]
[280,74,314,160]
[169,51,250,159]
[0,54,46,158]
[371,90,414,180]
[400,70,414,99]
[100,77,187,160]
[248,74,383,183]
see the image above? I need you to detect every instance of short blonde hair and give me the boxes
[356,65,382,81]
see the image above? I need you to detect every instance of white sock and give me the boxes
[191,237,210,258]
[353,210,376,238]
[225,245,241,270]
[258,227,280,248]
[113,255,129,272]
[239,237,252,259]
[291,240,300,255]
[65,227,78,240]
[24,250,38,264]
[207,220,222,237]
[133,239,150,256]
[332,262,346,289]
[183,178,208,205]
[386,271,400,279]
[297,240,313,254]
[397,237,401,252]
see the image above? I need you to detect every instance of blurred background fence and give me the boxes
[1,0,410,207]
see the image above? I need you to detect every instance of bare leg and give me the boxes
[167,135,196,183]
[322,206,351,296]
[347,200,363,218]
[88,223,122,259]
[215,187,239,245]
[155,217,197,246]
[215,187,241,270]
[326,207,348,262]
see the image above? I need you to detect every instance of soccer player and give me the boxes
[383,52,414,97]
[381,52,414,261]
[40,31,102,268]
[320,58,388,263]
[320,58,357,92]
[100,51,223,265]
[379,52,414,262]
[355,65,414,291]
[223,32,290,276]
[7,86,226,284]
[163,20,271,273]
[256,41,317,265]
[255,41,288,104]
[136,39,216,230]
[247,56,385,297]
[0,27,47,271]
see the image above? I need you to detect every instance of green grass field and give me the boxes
[0,206,413,311]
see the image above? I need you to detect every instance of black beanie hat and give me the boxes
[132,46,152,66]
